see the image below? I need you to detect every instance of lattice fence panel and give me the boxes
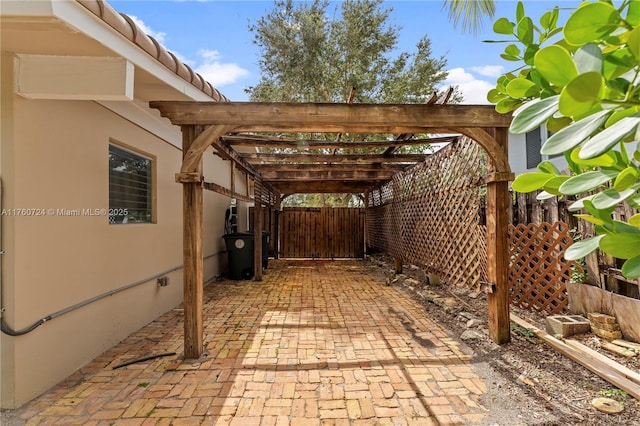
[508,222,579,315]
[367,137,487,289]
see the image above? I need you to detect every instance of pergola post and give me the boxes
[181,125,204,358]
[486,127,511,344]
[394,258,403,274]
[254,198,263,281]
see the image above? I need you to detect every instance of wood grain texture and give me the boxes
[150,102,512,129]
[181,125,204,358]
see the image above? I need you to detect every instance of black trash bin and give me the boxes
[223,232,254,280]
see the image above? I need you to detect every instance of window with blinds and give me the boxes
[525,127,542,169]
[109,144,153,224]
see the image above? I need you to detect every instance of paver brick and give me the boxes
[8,260,491,426]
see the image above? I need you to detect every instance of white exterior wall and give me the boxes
[508,129,568,176]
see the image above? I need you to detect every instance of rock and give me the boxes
[466,319,482,328]
[468,291,480,299]
[517,373,536,387]
[591,397,624,414]
[457,312,475,321]
[460,330,483,341]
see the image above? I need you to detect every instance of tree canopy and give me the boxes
[247,0,456,206]
[247,0,453,104]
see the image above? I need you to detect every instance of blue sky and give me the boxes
[110,0,581,103]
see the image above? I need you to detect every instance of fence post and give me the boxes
[516,192,528,224]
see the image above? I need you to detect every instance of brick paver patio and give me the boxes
[12,260,491,425]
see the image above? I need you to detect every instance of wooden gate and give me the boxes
[279,207,365,258]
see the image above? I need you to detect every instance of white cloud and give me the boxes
[471,65,504,77]
[194,49,250,87]
[127,17,250,88]
[443,67,495,104]
[128,16,166,44]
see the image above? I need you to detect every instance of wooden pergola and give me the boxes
[150,101,513,358]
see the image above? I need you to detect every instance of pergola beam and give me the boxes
[151,102,511,129]
[224,134,458,149]
[243,153,429,164]
[261,169,395,182]
[274,181,382,194]
[254,164,408,173]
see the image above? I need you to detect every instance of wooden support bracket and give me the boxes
[176,172,203,183]
[484,172,515,184]
[480,281,496,294]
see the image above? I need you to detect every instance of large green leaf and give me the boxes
[622,256,640,279]
[573,43,603,74]
[540,109,611,156]
[629,213,640,227]
[540,7,559,31]
[591,187,637,210]
[628,26,640,60]
[558,72,604,117]
[580,116,640,159]
[487,89,504,103]
[517,16,534,45]
[612,220,640,235]
[559,169,619,195]
[536,190,556,200]
[516,1,525,23]
[534,45,578,87]
[564,2,620,46]
[543,175,570,195]
[564,235,604,260]
[569,148,616,168]
[600,232,640,259]
[568,195,594,212]
[537,160,560,175]
[493,17,514,35]
[506,78,539,98]
[511,172,553,193]
[505,44,521,57]
[603,48,637,80]
[496,97,521,113]
[628,0,640,26]
[510,95,560,134]
[614,167,639,191]
[574,214,607,226]
[605,107,640,128]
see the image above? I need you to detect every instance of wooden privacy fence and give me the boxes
[367,137,580,316]
[508,191,639,300]
[279,207,365,258]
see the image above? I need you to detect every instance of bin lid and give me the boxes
[223,232,253,239]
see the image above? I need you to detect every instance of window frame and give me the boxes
[108,140,157,225]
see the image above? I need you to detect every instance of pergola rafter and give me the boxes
[150,101,514,358]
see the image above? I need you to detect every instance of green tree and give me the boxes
[247,0,456,207]
[248,0,452,104]
[487,1,640,278]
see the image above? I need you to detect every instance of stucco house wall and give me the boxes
[1,1,247,408]
[508,128,567,176]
